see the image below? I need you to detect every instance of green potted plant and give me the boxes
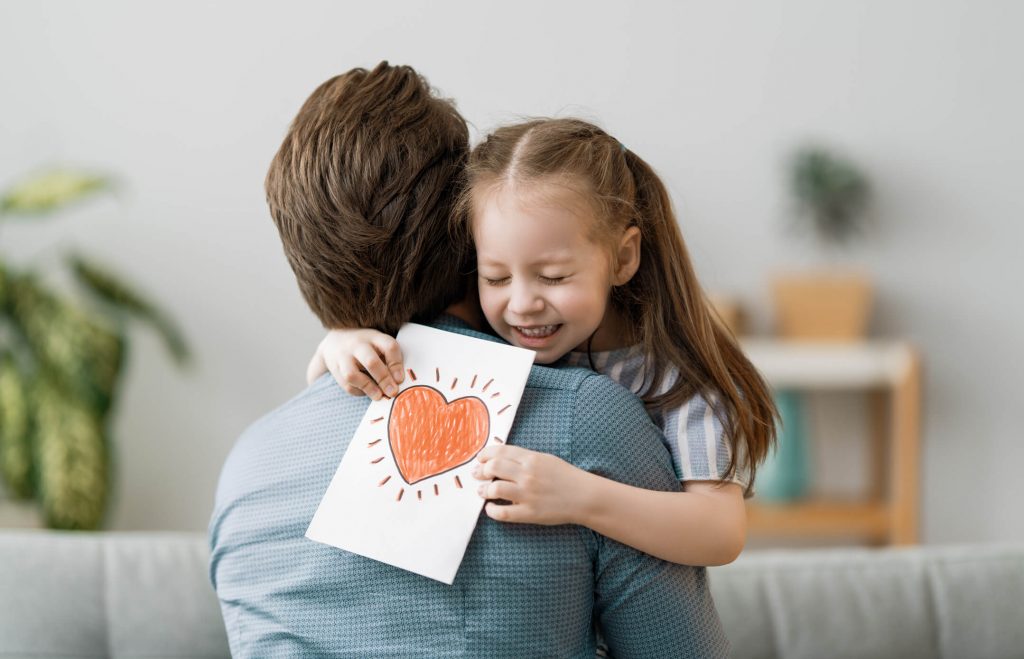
[772,145,873,341]
[0,169,189,529]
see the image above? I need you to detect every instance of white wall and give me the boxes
[1,0,1021,542]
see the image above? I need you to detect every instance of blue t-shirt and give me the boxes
[209,317,729,658]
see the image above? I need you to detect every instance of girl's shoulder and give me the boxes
[563,344,642,371]
[564,345,684,397]
[564,345,645,389]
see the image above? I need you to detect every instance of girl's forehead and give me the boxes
[473,179,596,227]
[472,181,613,266]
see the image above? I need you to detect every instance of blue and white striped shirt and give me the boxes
[564,346,750,492]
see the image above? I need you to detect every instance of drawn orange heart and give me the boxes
[388,385,490,485]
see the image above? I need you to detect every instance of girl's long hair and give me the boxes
[457,118,777,494]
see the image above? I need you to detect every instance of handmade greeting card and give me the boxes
[306,323,535,584]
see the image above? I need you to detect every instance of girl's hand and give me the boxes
[305,329,405,400]
[472,444,591,525]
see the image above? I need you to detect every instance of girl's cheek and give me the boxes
[478,293,505,326]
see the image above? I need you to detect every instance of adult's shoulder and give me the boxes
[242,375,356,437]
[211,377,368,520]
[567,371,680,493]
[221,377,344,460]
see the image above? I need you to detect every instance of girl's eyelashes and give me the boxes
[479,273,570,286]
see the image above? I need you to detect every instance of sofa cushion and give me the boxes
[0,531,229,658]
[710,544,1024,659]
[2,530,1022,659]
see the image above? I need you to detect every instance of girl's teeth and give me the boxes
[518,325,558,337]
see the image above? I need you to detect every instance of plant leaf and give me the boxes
[0,263,8,310]
[32,377,107,530]
[789,146,870,244]
[8,273,125,416]
[0,353,35,499]
[69,254,190,365]
[1,169,111,217]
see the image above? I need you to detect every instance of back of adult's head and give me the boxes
[265,62,470,333]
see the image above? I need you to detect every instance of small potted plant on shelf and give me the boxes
[772,144,873,341]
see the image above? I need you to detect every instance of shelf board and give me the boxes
[740,339,915,389]
[747,500,889,539]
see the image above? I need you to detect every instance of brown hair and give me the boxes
[461,118,777,494]
[265,62,471,333]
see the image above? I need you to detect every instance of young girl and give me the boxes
[308,118,777,567]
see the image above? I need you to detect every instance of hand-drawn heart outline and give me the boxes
[388,385,490,485]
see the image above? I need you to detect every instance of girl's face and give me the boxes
[472,182,638,364]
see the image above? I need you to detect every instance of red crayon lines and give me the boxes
[378,369,506,503]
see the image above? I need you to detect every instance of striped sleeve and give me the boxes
[663,394,749,490]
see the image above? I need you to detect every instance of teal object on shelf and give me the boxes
[757,390,810,501]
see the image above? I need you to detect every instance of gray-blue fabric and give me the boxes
[209,316,728,658]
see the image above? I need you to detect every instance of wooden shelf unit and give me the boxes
[740,339,922,545]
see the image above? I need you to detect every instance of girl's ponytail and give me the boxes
[621,150,777,494]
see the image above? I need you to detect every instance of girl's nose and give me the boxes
[507,281,544,315]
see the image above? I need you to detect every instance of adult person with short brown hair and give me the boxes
[264,63,471,333]
[209,62,728,657]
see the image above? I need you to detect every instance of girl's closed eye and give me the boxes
[539,274,568,284]
[481,275,510,287]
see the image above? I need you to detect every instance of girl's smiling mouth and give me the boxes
[512,324,562,346]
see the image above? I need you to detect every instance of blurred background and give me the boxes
[1,0,1021,546]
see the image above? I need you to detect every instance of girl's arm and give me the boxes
[582,477,746,566]
[474,444,746,566]
[306,328,405,400]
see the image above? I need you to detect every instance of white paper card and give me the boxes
[306,323,535,584]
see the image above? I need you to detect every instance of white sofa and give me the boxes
[1,531,1021,658]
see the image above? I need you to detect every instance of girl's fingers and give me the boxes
[484,502,529,523]
[476,446,500,462]
[306,351,329,386]
[352,344,398,397]
[372,335,405,385]
[473,457,523,482]
[477,479,518,502]
[337,362,383,400]
[477,444,526,464]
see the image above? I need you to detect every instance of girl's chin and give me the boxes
[502,329,569,364]
[530,351,562,365]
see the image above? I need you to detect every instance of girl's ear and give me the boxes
[611,226,641,286]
